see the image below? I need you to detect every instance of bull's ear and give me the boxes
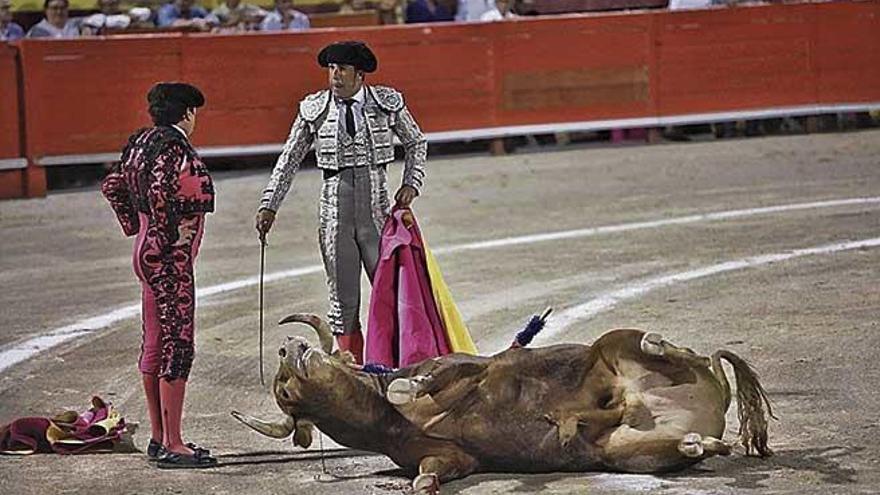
[293,421,314,448]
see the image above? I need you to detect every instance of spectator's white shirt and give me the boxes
[26,18,82,38]
[82,13,132,30]
[212,2,267,23]
[335,86,365,135]
[259,8,309,30]
[480,8,514,21]
[668,0,713,9]
[457,0,495,21]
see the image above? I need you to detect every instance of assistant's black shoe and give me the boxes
[147,439,166,462]
[156,448,218,469]
[185,442,210,457]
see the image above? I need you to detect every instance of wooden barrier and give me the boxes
[813,1,880,104]
[17,34,185,160]
[5,1,880,199]
[0,43,44,200]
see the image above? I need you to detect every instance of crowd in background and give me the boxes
[0,0,824,42]
[0,0,762,41]
[0,0,531,40]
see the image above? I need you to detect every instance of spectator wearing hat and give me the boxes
[259,0,309,31]
[0,0,24,41]
[254,41,428,363]
[101,82,217,469]
[26,0,87,38]
[156,0,219,30]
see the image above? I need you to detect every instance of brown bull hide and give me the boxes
[233,314,773,494]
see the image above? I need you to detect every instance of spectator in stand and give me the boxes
[211,0,266,31]
[259,0,309,31]
[156,0,219,30]
[377,0,404,24]
[81,0,142,32]
[26,0,87,38]
[455,0,493,21]
[406,0,453,22]
[479,0,514,20]
[668,0,725,9]
[338,0,367,12]
[1,0,24,41]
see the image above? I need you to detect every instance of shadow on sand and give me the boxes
[444,445,860,493]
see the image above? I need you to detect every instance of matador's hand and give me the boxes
[394,185,418,209]
[255,209,276,238]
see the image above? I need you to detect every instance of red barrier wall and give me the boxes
[0,43,45,199]
[6,0,880,199]
[0,45,19,161]
[813,1,880,103]
[494,14,655,125]
[655,3,817,114]
[18,35,185,158]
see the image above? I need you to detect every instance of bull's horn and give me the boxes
[230,411,295,439]
[279,313,334,354]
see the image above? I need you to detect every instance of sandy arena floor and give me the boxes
[1,130,879,494]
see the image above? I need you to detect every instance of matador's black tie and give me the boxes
[343,99,356,138]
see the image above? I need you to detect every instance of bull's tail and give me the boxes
[712,350,775,457]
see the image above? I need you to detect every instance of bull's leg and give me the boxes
[388,361,486,405]
[601,427,731,472]
[678,432,732,458]
[413,452,479,495]
[387,375,430,405]
[640,333,711,368]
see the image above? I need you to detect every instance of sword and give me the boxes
[259,231,267,386]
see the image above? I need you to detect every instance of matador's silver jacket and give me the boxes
[259,85,427,214]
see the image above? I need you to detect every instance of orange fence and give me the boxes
[3,0,879,199]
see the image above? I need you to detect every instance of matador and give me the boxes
[255,40,427,362]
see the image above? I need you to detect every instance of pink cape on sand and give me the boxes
[0,396,130,455]
[365,209,452,368]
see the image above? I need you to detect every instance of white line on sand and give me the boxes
[533,237,880,346]
[1,197,878,373]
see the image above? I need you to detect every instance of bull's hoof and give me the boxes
[678,432,705,458]
[412,473,440,495]
[640,332,665,356]
[387,377,426,405]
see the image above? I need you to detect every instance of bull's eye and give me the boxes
[279,347,287,358]
[280,388,291,400]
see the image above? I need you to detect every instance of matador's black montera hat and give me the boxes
[317,41,377,73]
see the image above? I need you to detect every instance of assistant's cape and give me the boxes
[366,209,476,368]
[0,396,132,455]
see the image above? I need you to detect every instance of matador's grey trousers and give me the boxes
[319,166,384,335]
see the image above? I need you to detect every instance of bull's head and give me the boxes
[231,313,387,449]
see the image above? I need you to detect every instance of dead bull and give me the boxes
[232,313,773,493]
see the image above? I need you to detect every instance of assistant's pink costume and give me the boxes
[102,125,214,381]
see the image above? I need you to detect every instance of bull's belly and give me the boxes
[451,412,606,472]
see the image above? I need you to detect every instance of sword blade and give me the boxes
[259,234,266,386]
